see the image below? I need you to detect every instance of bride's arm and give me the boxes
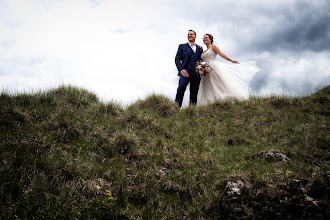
[212,45,239,64]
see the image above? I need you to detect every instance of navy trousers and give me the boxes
[175,74,201,108]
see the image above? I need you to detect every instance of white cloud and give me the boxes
[0,0,179,102]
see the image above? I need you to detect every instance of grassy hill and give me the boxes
[1,85,329,219]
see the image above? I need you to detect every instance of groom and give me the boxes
[175,30,203,108]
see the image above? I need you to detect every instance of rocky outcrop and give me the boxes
[208,174,330,219]
[252,150,291,162]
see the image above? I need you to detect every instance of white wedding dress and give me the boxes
[197,49,260,106]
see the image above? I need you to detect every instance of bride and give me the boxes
[197,34,260,106]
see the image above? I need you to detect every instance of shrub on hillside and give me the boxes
[45,85,99,108]
[135,94,179,117]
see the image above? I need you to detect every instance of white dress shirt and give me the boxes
[188,41,197,53]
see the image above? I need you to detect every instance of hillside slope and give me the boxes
[1,86,329,219]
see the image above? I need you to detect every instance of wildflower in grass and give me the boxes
[106,190,114,200]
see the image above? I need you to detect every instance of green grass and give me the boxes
[1,85,329,219]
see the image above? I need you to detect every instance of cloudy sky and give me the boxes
[1,0,329,105]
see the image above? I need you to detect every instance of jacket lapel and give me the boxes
[186,43,194,55]
[196,45,201,56]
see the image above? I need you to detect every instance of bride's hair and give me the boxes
[205,34,214,44]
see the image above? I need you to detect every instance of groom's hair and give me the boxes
[189,29,196,36]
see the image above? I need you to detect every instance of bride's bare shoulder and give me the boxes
[210,45,222,54]
[210,44,220,51]
[211,44,220,49]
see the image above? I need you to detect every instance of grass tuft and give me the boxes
[135,94,179,117]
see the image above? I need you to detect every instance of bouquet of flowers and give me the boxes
[195,61,210,77]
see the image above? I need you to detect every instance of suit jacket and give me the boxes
[175,43,203,76]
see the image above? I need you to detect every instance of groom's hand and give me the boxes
[181,69,189,77]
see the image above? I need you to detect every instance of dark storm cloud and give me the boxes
[253,0,330,52]
[175,0,330,53]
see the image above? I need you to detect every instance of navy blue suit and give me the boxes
[175,43,203,107]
